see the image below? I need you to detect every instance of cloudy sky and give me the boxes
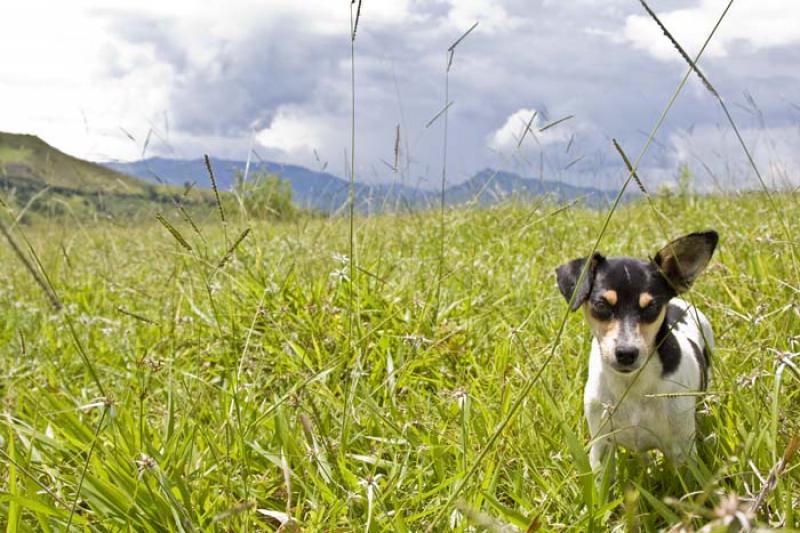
[3,0,800,190]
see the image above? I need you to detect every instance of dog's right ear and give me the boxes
[555,253,604,311]
[653,230,718,294]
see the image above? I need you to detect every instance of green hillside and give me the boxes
[0,191,797,530]
[0,131,212,219]
[0,132,153,193]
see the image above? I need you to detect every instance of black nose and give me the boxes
[615,347,639,366]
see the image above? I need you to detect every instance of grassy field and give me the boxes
[0,190,798,531]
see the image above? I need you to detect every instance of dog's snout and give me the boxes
[615,347,639,366]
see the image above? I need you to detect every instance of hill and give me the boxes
[0,132,211,219]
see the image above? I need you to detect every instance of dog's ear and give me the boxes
[555,253,604,311]
[653,230,718,293]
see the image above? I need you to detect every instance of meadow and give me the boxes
[1,189,798,531]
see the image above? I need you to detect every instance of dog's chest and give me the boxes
[601,389,671,452]
[584,341,699,454]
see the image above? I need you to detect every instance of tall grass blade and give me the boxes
[612,139,648,195]
[218,227,251,268]
[204,154,226,223]
[66,406,108,531]
[538,115,574,132]
[447,21,479,70]
[750,433,800,513]
[0,219,61,310]
[156,214,193,252]
[341,0,361,447]
[116,305,158,325]
[517,111,537,148]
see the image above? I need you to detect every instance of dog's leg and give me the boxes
[666,439,696,466]
[663,401,698,465]
[663,422,696,466]
[586,400,613,472]
[589,437,612,472]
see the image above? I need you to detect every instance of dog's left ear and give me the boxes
[653,230,718,293]
[556,253,604,311]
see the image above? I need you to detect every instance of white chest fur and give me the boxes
[583,298,713,468]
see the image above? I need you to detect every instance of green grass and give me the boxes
[0,191,799,531]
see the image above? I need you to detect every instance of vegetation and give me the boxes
[0,191,798,531]
[235,171,297,220]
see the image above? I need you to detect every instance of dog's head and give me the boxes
[555,231,718,373]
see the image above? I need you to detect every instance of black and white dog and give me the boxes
[556,231,718,470]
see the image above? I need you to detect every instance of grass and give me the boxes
[0,190,798,531]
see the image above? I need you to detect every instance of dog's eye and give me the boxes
[641,301,661,322]
[591,299,613,320]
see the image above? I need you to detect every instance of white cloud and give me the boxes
[623,0,800,61]
[256,107,331,156]
[488,108,577,152]
[0,0,420,163]
[666,124,800,189]
[0,1,178,161]
[447,0,520,34]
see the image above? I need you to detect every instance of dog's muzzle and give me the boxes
[613,346,639,372]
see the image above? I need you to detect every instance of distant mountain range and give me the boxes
[0,131,613,218]
[105,157,613,212]
[104,157,429,213]
[444,169,612,207]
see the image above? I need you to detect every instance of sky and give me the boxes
[2,0,800,190]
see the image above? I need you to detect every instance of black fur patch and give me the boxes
[688,339,708,390]
[664,301,690,327]
[655,315,682,376]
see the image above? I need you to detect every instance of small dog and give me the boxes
[556,231,718,470]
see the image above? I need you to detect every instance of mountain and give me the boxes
[104,157,433,213]
[0,132,212,219]
[445,169,613,207]
[105,157,611,212]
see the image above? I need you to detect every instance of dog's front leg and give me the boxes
[665,437,696,466]
[663,403,698,466]
[585,400,613,472]
[589,437,612,472]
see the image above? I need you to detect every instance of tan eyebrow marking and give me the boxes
[639,292,654,308]
[584,305,620,331]
[602,290,617,305]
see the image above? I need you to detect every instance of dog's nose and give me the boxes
[615,347,639,366]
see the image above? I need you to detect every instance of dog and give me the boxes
[555,231,718,471]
